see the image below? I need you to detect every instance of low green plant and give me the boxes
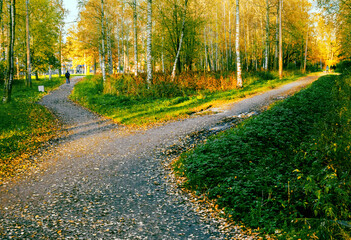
[174,75,351,239]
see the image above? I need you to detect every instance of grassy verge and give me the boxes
[70,71,308,126]
[0,77,65,183]
[174,74,351,239]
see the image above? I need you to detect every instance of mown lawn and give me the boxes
[0,76,65,183]
[70,71,310,126]
[174,74,351,239]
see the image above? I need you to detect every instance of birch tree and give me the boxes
[3,0,16,103]
[146,0,152,85]
[235,0,242,87]
[26,0,31,87]
[133,0,138,76]
[264,0,269,71]
[279,0,283,79]
[303,30,308,73]
[171,0,189,81]
[100,0,106,82]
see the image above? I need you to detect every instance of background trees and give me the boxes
[67,0,324,79]
[1,0,64,102]
[2,0,347,102]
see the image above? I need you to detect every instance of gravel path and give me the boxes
[0,75,323,239]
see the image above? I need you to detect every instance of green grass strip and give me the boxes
[0,77,65,182]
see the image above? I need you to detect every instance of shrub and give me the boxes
[336,60,351,74]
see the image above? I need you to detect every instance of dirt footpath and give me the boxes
[0,74,323,239]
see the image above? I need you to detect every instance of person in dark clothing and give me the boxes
[65,71,70,84]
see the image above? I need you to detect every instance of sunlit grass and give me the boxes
[0,76,65,182]
[71,71,308,126]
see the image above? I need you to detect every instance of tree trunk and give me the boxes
[210,29,215,71]
[107,27,113,74]
[26,0,32,87]
[303,30,308,73]
[59,28,62,77]
[133,0,138,76]
[245,22,249,71]
[146,0,152,85]
[121,1,125,74]
[94,58,97,74]
[279,0,283,79]
[171,0,188,81]
[215,7,218,71]
[223,1,227,71]
[3,0,15,103]
[100,0,106,82]
[49,66,52,80]
[116,21,121,73]
[274,1,279,71]
[204,27,208,71]
[264,0,269,71]
[228,3,232,70]
[162,36,165,73]
[235,0,242,87]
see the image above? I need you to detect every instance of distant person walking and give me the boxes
[326,65,329,73]
[65,70,71,84]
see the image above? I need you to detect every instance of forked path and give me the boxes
[0,75,323,239]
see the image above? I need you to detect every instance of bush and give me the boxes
[336,60,351,74]
[174,75,351,238]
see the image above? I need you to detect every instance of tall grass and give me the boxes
[71,71,305,126]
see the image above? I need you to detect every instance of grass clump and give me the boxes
[70,71,306,126]
[174,74,351,239]
[0,77,64,183]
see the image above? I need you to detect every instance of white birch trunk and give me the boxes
[162,36,165,73]
[146,0,152,85]
[215,7,218,71]
[228,3,232,70]
[26,0,31,87]
[210,29,215,71]
[3,0,15,103]
[264,0,269,71]
[171,0,188,81]
[303,30,308,73]
[274,1,279,70]
[121,1,125,74]
[235,0,242,87]
[204,27,208,71]
[107,27,113,74]
[101,0,106,82]
[223,1,227,70]
[279,0,283,79]
[116,21,122,73]
[133,0,138,76]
